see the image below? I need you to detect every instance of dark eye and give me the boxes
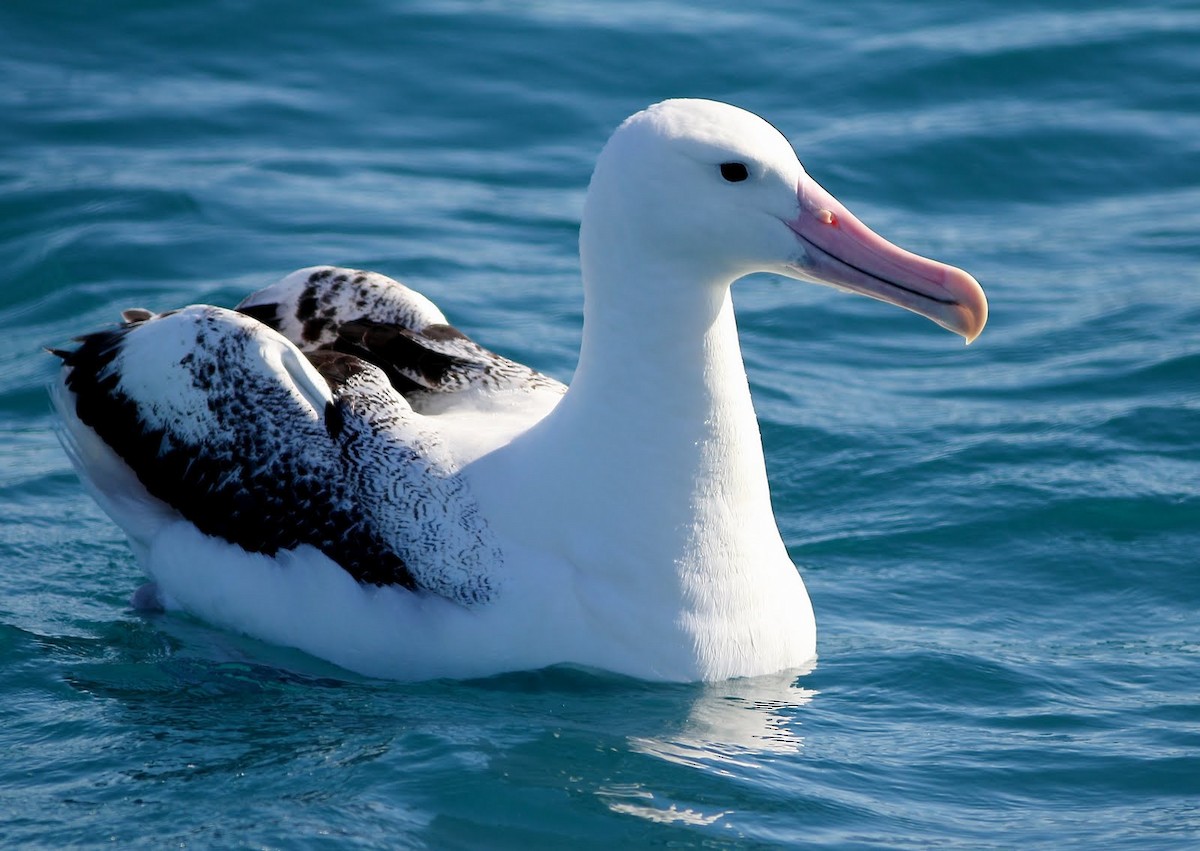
[720,162,749,182]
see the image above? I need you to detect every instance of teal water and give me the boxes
[2,0,1198,847]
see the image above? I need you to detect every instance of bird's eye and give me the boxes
[719,162,750,182]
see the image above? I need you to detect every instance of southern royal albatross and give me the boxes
[53,99,987,681]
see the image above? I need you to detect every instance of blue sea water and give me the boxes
[2,0,1198,846]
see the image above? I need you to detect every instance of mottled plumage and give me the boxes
[55,304,500,605]
[238,266,563,402]
[51,99,985,682]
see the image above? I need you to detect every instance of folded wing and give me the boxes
[54,305,500,605]
[237,266,564,404]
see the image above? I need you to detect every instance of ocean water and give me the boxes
[2,0,1198,846]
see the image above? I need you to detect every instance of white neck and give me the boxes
[466,221,814,679]
[570,260,772,531]
[499,236,783,588]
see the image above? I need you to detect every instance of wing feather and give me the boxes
[54,305,500,605]
[238,266,564,402]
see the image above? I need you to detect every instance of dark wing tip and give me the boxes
[419,323,470,343]
[307,349,374,391]
[121,308,155,324]
[53,307,174,365]
[238,301,282,328]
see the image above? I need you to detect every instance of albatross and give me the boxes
[52,99,987,681]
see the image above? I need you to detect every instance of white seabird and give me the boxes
[53,99,987,681]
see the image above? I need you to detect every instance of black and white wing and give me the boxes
[237,266,565,402]
[53,305,500,605]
